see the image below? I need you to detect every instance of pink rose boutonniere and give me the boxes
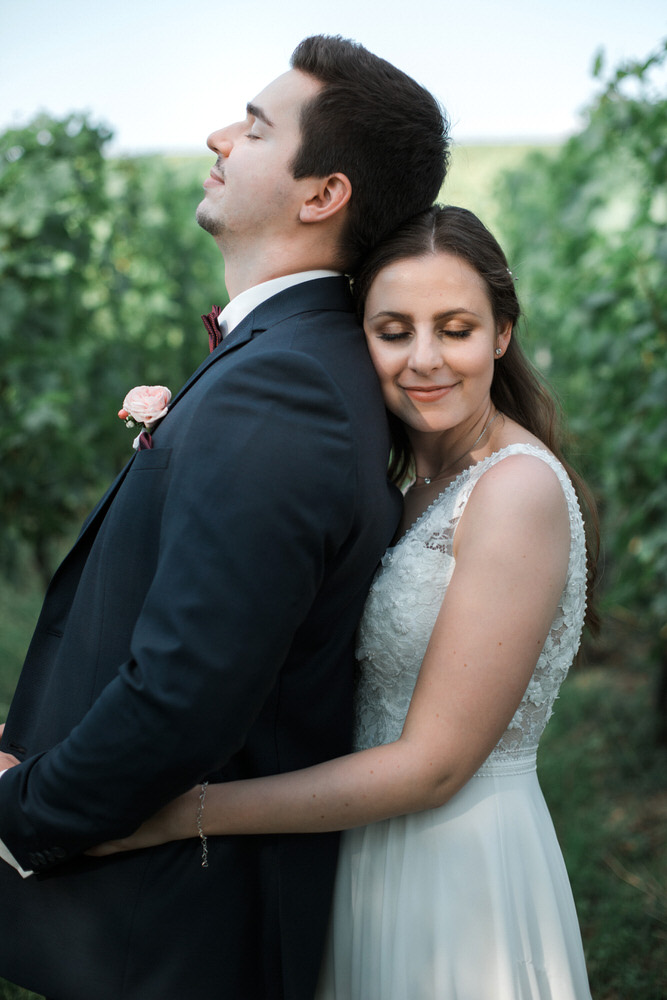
[118,385,172,450]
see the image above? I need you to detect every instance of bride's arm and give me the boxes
[92,456,570,853]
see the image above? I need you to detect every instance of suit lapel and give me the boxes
[166,314,256,411]
[167,276,353,412]
[76,278,354,546]
[67,323,256,552]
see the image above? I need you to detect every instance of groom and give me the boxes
[0,35,448,1000]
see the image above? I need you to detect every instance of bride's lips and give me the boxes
[402,385,455,403]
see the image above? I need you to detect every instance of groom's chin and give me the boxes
[195,201,224,238]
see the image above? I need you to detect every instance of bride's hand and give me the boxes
[87,786,200,857]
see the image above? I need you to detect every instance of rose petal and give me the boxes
[121,385,172,425]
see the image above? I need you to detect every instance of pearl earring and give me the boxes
[495,348,502,357]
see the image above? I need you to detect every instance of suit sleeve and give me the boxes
[0,347,358,867]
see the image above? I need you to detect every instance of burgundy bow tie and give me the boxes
[202,305,224,353]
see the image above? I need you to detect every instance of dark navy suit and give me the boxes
[0,277,401,1000]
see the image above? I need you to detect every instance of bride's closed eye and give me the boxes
[442,328,472,339]
[377,331,411,342]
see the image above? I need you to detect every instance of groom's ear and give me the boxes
[299,173,352,224]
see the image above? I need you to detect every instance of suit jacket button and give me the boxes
[52,847,67,859]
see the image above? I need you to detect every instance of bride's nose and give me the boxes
[408,334,444,373]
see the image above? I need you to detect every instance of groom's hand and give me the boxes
[0,723,20,769]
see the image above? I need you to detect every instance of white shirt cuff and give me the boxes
[0,769,34,877]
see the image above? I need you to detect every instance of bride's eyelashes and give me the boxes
[374,327,473,343]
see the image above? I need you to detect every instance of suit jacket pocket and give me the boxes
[131,447,172,470]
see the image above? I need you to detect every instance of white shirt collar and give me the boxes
[218,270,341,337]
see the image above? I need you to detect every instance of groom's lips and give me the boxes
[203,169,225,189]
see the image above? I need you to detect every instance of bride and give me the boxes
[93,206,598,999]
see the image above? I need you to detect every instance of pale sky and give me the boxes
[1,0,665,154]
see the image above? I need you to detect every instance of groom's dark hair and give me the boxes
[290,35,449,274]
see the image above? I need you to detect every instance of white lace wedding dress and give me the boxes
[316,445,592,1000]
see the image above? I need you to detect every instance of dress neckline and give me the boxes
[391,442,557,554]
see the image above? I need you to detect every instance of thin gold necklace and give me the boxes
[413,410,501,487]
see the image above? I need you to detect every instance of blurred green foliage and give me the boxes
[0,114,223,585]
[496,41,667,661]
[539,662,666,999]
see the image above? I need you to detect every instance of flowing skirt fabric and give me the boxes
[316,770,591,1000]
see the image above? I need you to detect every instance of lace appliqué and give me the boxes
[353,444,587,778]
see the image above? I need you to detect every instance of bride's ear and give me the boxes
[495,321,512,357]
[299,173,352,224]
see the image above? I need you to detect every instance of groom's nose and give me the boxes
[207,127,234,157]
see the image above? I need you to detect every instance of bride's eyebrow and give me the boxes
[367,308,482,323]
[432,309,483,321]
[366,310,412,322]
[246,102,275,128]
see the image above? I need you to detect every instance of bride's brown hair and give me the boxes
[353,205,599,632]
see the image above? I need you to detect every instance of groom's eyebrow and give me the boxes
[246,102,275,128]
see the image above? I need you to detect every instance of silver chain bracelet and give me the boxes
[197,781,209,868]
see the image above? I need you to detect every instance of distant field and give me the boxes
[440,142,558,240]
